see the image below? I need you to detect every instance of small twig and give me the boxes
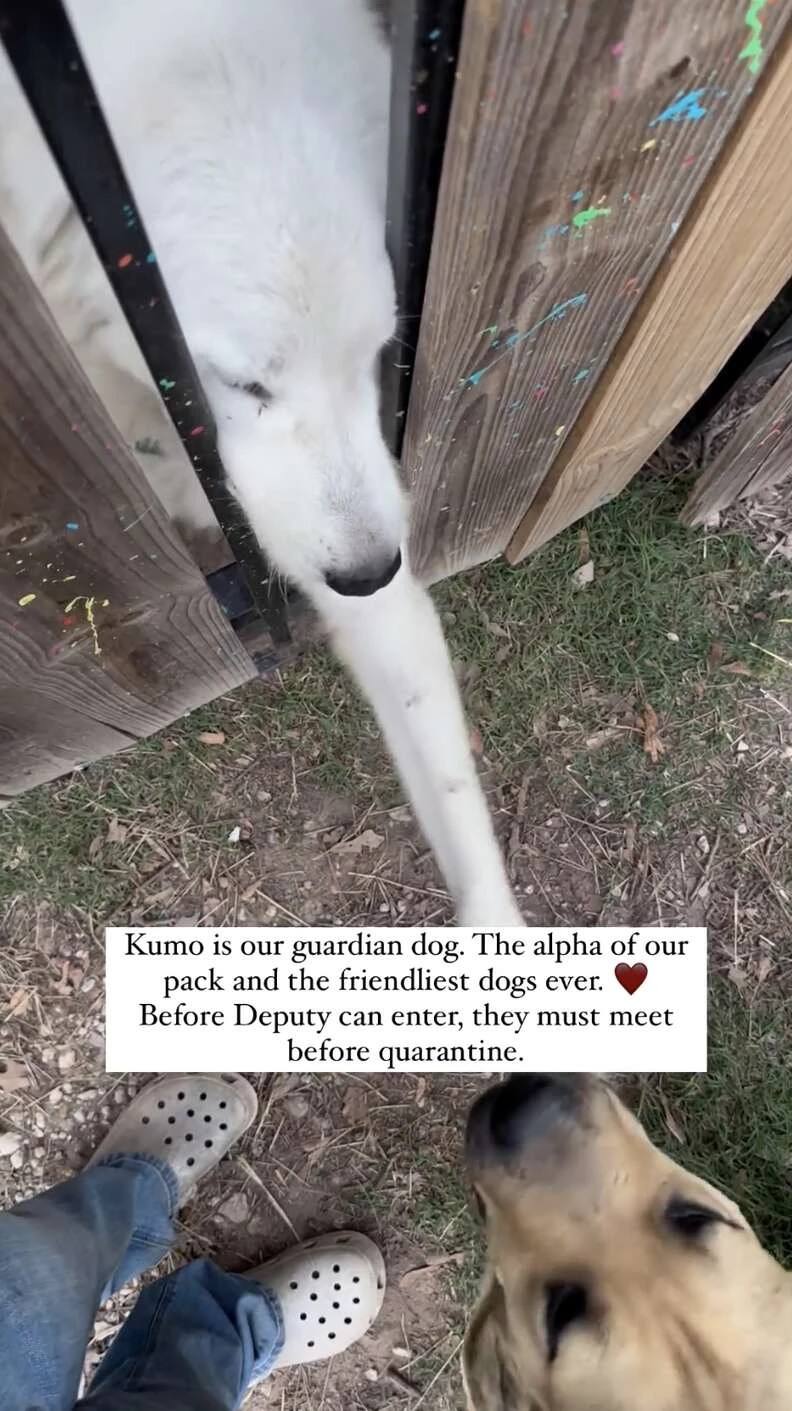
[236,1154,299,1240]
[385,1368,420,1396]
[750,641,792,670]
[411,1338,463,1411]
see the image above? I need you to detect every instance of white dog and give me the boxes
[0,0,522,925]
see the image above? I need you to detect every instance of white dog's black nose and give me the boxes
[324,548,402,597]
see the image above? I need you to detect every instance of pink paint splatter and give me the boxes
[189,425,206,437]
[611,40,625,57]
[681,155,696,168]
[416,101,428,115]
[117,253,134,269]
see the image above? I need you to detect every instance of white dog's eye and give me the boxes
[239,380,272,405]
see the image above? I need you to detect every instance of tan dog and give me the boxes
[463,1074,792,1411]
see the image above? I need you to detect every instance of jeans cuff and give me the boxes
[250,1285,286,1383]
[94,1152,181,1219]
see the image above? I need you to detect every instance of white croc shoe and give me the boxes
[247,1231,386,1368]
[88,1073,258,1201]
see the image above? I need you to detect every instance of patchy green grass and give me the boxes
[2,473,788,910]
[439,473,791,825]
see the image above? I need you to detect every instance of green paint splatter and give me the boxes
[740,0,768,76]
[572,206,612,229]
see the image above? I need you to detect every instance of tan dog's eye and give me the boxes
[544,1282,588,1361]
[665,1198,722,1237]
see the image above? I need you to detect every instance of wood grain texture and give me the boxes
[682,360,792,524]
[0,221,255,799]
[510,24,792,559]
[404,0,791,582]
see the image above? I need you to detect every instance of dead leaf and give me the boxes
[577,526,590,564]
[415,1076,427,1106]
[756,953,773,986]
[388,805,412,824]
[88,835,104,860]
[641,703,665,764]
[585,726,622,751]
[198,731,226,746]
[5,988,32,1020]
[572,559,595,589]
[721,661,753,677]
[270,1073,301,1103]
[52,959,84,996]
[106,817,128,845]
[469,726,484,756]
[660,1095,685,1143]
[333,829,384,857]
[0,1057,29,1093]
[728,963,748,994]
[484,618,509,639]
[707,641,724,670]
[342,1083,369,1125]
[399,1253,465,1292]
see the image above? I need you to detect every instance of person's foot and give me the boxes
[87,1073,258,1202]
[88,1076,387,1367]
[246,1231,386,1370]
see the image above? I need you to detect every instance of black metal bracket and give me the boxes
[381,0,465,458]
[0,0,290,646]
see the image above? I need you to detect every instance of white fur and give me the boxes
[0,0,521,924]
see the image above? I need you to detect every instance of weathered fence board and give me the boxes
[682,361,792,525]
[510,27,792,558]
[0,221,255,799]
[404,0,791,582]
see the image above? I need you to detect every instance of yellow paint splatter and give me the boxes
[555,425,566,437]
[18,592,36,607]
[64,594,110,656]
[641,139,657,151]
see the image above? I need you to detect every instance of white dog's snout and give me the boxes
[323,546,402,597]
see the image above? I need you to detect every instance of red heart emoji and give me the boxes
[615,962,647,995]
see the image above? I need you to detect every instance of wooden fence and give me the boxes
[2,0,792,799]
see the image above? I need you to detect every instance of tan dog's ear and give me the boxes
[462,1276,536,1411]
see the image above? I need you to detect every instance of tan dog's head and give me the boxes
[464,1075,792,1411]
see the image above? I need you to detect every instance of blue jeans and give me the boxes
[0,1154,283,1411]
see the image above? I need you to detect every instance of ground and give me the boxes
[1,462,791,1409]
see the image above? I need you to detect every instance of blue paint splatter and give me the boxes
[65,521,79,531]
[539,222,570,250]
[649,88,708,126]
[572,369,590,383]
[146,251,157,264]
[670,218,681,234]
[427,26,441,41]
[570,190,585,203]
[463,293,589,387]
[159,377,176,391]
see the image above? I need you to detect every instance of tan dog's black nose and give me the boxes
[466,1074,587,1166]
